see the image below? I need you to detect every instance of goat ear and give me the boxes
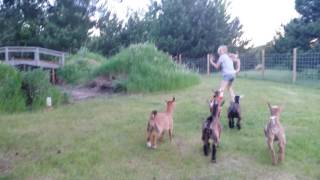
[267,102,272,114]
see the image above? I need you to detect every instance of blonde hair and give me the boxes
[217,45,228,55]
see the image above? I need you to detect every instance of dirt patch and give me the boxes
[60,76,126,101]
[0,159,12,174]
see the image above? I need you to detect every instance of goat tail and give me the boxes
[150,110,157,119]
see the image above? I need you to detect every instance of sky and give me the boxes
[106,0,300,47]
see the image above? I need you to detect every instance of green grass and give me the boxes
[94,43,200,92]
[57,48,107,84]
[239,69,320,89]
[0,76,319,179]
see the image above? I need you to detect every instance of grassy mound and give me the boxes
[94,43,200,92]
[58,48,107,84]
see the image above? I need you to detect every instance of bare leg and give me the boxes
[227,83,235,102]
[219,80,229,99]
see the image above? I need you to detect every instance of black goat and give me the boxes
[227,95,242,129]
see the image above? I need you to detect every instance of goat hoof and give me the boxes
[151,145,157,149]
[211,159,216,163]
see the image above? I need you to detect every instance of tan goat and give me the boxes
[264,103,286,165]
[146,97,176,149]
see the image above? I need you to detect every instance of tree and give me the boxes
[40,0,97,52]
[147,0,248,57]
[87,8,123,56]
[0,0,48,46]
[270,0,320,52]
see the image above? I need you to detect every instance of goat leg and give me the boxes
[268,138,276,165]
[211,144,217,163]
[228,117,234,129]
[236,117,241,130]
[203,141,210,156]
[168,129,173,142]
[278,141,285,163]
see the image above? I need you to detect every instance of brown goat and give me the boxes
[202,91,224,163]
[264,103,286,165]
[146,97,176,149]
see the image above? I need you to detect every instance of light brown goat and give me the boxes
[146,97,176,149]
[264,103,286,165]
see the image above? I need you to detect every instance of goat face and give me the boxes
[267,103,283,117]
[166,97,176,112]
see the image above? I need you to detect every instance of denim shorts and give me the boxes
[222,74,235,82]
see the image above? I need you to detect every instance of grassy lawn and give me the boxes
[0,76,320,180]
[239,69,320,89]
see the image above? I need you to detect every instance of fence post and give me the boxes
[261,49,265,79]
[35,47,40,66]
[292,48,297,83]
[61,53,65,67]
[5,47,9,62]
[207,54,210,76]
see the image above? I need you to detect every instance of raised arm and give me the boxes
[209,54,221,69]
[229,53,241,73]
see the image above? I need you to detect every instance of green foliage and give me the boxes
[88,10,123,56]
[40,0,96,52]
[0,64,25,113]
[0,0,47,46]
[22,69,61,110]
[295,0,320,22]
[57,48,107,84]
[147,0,249,57]
[0,0,96,52]
[94,43,200,92]
[270,0,320,53]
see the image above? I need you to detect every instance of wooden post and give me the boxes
[261,49,265,79]
[207,54,210,76]
[61,53,65,67]
[5,47,9,62]
[51,69,56,84]
[35,47,40,66]
[292,48,297,83]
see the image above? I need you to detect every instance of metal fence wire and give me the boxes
[182,56,208,74]
[179,49,320,88]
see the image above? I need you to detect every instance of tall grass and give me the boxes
[0,65,62,113]
[0,64,26,112]
[94,43,200,92]
[58,48,107,84]
[21,69,62,110]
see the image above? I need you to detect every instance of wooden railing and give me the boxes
[0,46,66,69]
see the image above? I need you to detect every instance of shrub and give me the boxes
[57,48,107,84]
[22,69,62,110]
[94,43,200,92]
[0,64,26,112]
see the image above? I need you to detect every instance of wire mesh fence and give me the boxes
[180,56,210,74]
[179,49,320,88]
